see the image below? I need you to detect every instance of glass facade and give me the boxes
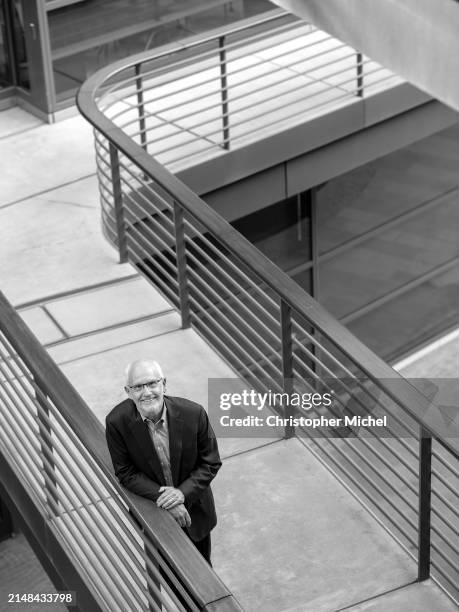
[318,124,459,360]
[234,124,459,362]
[11,0,29,89]
[46,0,275,100]
[3,1,457,361]
[0,0,31,91]
[0,0,11,88]
[233,195,313,295]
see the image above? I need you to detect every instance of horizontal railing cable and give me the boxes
[300,434,419,548]
[159,73,396,166]
[183,247,281,349]
[281,346,417,500]
[126,55,380,143]
[131,45,363,128]
[100,16,302,107]
[182,219,280,313]
[291,322,420,440]
[142,548,199,612]
[139,68,358,156]
[431,507,459,539]
[187,292,280,379]
[433,450,459,478]
[0,383,145,608]
[126,244,179,306]
[126,226,178,279]
[186,269,282,378]
[42,471,145,611]
[0,293,241,611]
[287,361,419,501]
[30,421,147,569]
[122,200,176,255]
[162,61,388,141]
[0,348,157,610]
[119,185,176,234]
[115,41,354,134]
[432,467,459,499]
[292,335,419,441]
[291,342,419,450]
[431,540,459,575]
[77,9,458,604]
[186,264,281,357]
[431,490,458,522]
[123,216,176,265]
[430,560,459,595]
[183,238,280,335]
[117,163,178,217]
[181,250,279,325]
[188,301,271,381]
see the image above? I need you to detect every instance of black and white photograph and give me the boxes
[0,1,458,611]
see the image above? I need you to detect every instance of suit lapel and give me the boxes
[128,403,165,484]
[165,397,183,487]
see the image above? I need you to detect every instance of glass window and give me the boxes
[232,195,312,278]
[46,0,275,100]
[10,0,29,89]
[317,124,459,254]
[317,123,459,360]
[319,194,459,319]
[347,266,459,362]
[0,0,10,88]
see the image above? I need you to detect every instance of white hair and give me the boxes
[125,360,164,386]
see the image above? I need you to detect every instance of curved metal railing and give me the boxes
[0,292,243,612]
[96,10,401,174]
[77,9,459,606]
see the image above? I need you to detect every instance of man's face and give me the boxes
[125,361,165,419]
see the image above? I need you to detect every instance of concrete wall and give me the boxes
[271,0,459,112]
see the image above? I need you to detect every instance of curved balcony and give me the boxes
[79,9,434,249]
[77,9,459,609]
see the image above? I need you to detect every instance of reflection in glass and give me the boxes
[46,0,275,100]
[11,0,29,89]
[317,125,459,255]
[0,0,11,87]
[319,195,459,320]
[348,266,459,362]
[317,124,459,361]
[232,196,312,284]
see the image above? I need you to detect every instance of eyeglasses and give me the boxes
[128,379,163,393]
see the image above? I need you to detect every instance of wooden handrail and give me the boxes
[0,291,243,611]
[76,18,459,457]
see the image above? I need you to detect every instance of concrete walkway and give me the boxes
[1,106,457,612]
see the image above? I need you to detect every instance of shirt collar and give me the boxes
[137,401,167,424]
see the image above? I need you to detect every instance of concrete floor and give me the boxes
[0,102,457,612]
[213,438,416,612]
[0,534,66,612]
[345,580,458,612]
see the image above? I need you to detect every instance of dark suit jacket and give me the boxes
[105,395,221,541]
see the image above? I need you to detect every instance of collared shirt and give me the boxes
[141,403,173,486]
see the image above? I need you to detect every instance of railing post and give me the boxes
[418,426,432,581]
[0,494,14,539]
[173,201,191,329]
[143,538,162,612]
[356,52,364,97]
[34,376,59,512]
[134,63,148,152]
[109,143,128,263]
[218,35,230,150]
[304,188,319,386]
[280,299,294,439]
